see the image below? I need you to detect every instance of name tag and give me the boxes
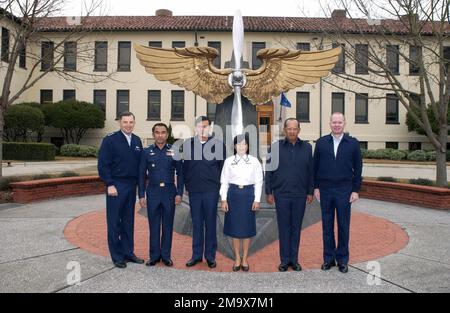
[166,149,175,157]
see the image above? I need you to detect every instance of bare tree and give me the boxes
[314,0,449,187]
[0,0,112,176]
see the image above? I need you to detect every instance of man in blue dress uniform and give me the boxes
[265,118,314,272]
[138,123,183,267]
[183,116,226,269]
[313,112,363,273]
[98,112,144,268]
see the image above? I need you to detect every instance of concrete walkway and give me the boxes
[0,195,449,293]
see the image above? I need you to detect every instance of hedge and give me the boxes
[3,142,55,161]
[60,144,99,158]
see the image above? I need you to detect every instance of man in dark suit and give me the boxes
[313,112,363,273]
[98,112,144,269]
[183,116,226,269]
[138,123,183,267]
[265,118,314,272]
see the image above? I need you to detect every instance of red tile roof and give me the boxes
[32,15,450,35]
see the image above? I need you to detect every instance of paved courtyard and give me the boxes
[0,194,449,293]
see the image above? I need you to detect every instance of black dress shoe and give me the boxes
[321,260,337,271]
[207,260,217,269]
[162,259,174,267]
[291,262,302,272]
[338,263,349,273]
[125,255,144,264]
[232,264,241,272]
[278,263,289,272]
[186,258,202,267]
[241,264,249,272]
[114,261,127,269]
[145,258,161,266]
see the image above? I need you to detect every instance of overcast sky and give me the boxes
[61,0,337,17]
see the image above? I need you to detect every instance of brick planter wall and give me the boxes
[11,176,105,204]
[360,180,450,210]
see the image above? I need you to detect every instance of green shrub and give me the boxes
[426,151,436,161]
[407,150,428,161]
[32,174,52,180]
[409,178,434,186]
[4,104,45,142]
[59,171,80,178]
[3,142,55,161]
[0,177,21,191]
[389,150,407,161]
[360,149,368,158]
[44,100,105,144]
[377,176,398,183]
[60,144,98,158]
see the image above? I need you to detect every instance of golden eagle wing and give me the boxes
[134,44,233,104]
[242,47,342,104]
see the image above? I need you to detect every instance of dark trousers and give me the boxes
[274,195,307,265]
[320,184,352,265]
[146,185,176,261]
[189,191,219,262]
[106,181,137,263]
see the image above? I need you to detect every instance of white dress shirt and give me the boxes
[220,154,264,203]
[121,131,132,146]
[332,133,344,158]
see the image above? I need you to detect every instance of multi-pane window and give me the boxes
[64,42,77,71]
[409,45,421,75]
[208,41,222,69]
[386,142,399,149]
[172,41,186,48]
[355,44,369,74]
[93,90,106,116]
[252,42,266,70]
[149,41,162,48]
[297,42,311,51]
[63,90,76,101]
[116,90,130,118]
[40,90,53,104]
[171,90,185,120]
[41,41,54,71]
[207,103,217,122]
[94,41,108,71]
[444,46,450,72]
[386,94,399,124]
[296,92,310,122]
[147,90,161,121]
[409,142,422,151]
[19,41,26,68]
[118,41,131,71]
[360,141,368,150]
[332,93,345,114]
[332,43,345,74]
[1,27,9,62]
[355,93,368,123]
[386,45,400,75]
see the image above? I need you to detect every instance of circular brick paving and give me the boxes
[64,208,409,273]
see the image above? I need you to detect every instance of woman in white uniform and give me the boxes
[220,134,263,272]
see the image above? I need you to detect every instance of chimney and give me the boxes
[155,9,173,17]
[331,9,347,19]
[400,13,419,23]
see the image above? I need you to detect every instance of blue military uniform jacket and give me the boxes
[98,131,143,186]
[313,133,363,192]
[138,143,184,199]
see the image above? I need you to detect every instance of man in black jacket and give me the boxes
[265,118,314,272]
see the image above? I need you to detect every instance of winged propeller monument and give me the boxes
[134,11,341,138]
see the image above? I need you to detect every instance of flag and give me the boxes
[280,92,292,108]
